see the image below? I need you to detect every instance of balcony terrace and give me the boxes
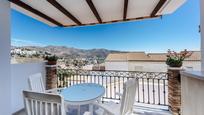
[1,0,204,115]
[12,62,170,115]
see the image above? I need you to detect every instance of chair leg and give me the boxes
[89,104,94,115]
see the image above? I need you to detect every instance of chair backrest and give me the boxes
[23,90,66,115]
[120,78,138,115]
[29,73,45,93]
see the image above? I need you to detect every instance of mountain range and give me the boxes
[12,46,126,59]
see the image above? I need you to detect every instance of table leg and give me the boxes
[78,105,80,115]
[89,104,93,115]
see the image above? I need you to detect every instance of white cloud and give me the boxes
[11,38,45,46]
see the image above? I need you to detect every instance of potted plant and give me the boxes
[44,55,58,65]
[166,49,192,67]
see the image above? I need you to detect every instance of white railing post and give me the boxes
[0,0,11,115]
[201,0,204,71]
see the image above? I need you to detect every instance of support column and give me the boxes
[201,0,204,71]
[168,68,182,115]
[46,65,57,89]
[0,0,11,115]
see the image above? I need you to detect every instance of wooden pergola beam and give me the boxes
[63,15,160,27]
[151,0,167,17]
[47,0,82,25]
[123,0,129,21]
[9,0,64,27]
[86,0,102,23]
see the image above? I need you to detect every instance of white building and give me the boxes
[83,64,94,70]
[105,51,201,72]
[11,48,38,56]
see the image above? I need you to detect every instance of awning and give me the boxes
[10,0,186,27]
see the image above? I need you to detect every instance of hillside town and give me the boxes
[11,47,201,72]
[11,46,105,69]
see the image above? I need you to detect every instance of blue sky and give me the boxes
[11,0,200,53]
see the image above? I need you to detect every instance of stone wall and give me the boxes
[46,65,57,89]
[168,68,182,115]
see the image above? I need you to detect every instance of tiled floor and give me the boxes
[14,103,171,115]
[133,103,171,115]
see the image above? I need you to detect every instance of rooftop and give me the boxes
[105,51,201,62]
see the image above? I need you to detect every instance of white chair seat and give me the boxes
[84,111,91,115]
[95,101,121,115]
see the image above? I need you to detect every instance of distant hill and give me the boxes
[12,46,126,59]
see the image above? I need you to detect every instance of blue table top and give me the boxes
[60,83,105,103]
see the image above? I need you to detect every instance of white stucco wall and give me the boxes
[105,61,201,72]
[105,61,129,71]
[11,62,46,113]
[128,62,168,72]
[201,0,204,70]
[0,1,11,115]
[182,61,201,71]
[181,73,204,115]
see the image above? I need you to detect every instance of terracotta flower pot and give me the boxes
[168,61,183,67]
[47,61,57,65]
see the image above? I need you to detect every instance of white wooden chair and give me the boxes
[28,73,63,94]
[29,73,84,114]
[94,78,138,115]
[23,90,91,115]
[23,90,66,115]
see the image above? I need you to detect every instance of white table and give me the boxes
[60,83,105,115]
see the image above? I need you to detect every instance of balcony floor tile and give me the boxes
[14,103,171,115]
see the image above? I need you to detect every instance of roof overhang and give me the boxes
[10,0,186,27]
